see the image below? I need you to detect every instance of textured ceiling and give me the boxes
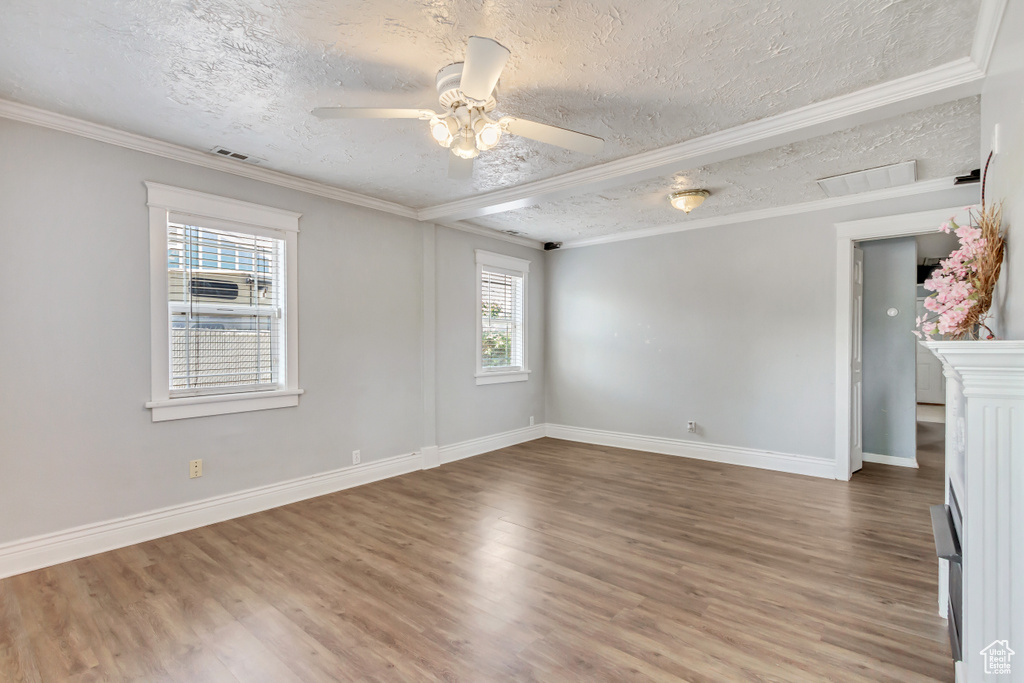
[470,97,981,241]
[0,0,980,211]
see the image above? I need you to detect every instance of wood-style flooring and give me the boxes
[0,426,952,682]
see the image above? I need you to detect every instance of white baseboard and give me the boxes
[862,452,919,468]
[0,422,844,580]
[545,424,836,479]
[439,424,546,464]
[0,451,423,580]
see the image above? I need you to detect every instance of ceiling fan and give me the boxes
[312,36,605,179]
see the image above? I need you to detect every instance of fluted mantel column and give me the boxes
[925,341,1024,682]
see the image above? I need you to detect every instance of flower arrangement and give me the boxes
[916,201,1005,340]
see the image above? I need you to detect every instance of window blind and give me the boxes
[481,269,523,369]
[167,222,284,395]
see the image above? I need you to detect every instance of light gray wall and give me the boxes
[860,237,918,460]
[544,189,979,461]
[434,226,545,445]
[0,117,546,545]
[545,213,837,458]
[982,0,1024,339]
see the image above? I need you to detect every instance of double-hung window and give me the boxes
[476,250,530,385]
[145,183,302,421]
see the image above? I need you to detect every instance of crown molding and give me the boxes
[435,220,545,250]
[970,0,1009,74]
[558,177,976,250]
[417,58,984,223]
[0,98,419,220]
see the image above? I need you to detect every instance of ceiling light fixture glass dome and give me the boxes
[429,116,457,147]
[473,117,502,151]
[669,189,710,213]
[451,132,480,159]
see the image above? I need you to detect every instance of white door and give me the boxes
[850,248,864,473]
[915,297,946,404]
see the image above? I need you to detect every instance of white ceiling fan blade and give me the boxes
[312,107,435,120]
[501,117,604,154]
[459,37,510,102]
[448,153,475,180]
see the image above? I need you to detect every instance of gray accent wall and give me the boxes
[545,213,838,459]
[544,190,979,462]
[0,117,545,545]
[860,237,918,461]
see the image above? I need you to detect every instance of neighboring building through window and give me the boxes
[145,183,302,421]
[168,223,282,393]
[476,250,530,385]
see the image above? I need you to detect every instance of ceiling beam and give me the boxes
[558,177,977,249]
[417,58,984,223]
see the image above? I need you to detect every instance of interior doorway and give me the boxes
[833,206,974,481]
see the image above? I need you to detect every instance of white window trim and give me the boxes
[144,182,303,421]
[475,249,530,386]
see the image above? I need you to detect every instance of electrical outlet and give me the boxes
[529,416,534,426]
[686,421,697,434]
[352,449,361,465]
[189,459,203,478]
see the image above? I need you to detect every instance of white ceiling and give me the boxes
[0,0,983,239]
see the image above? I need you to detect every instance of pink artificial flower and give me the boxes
[955,225,982,243]
[939,222,951,234]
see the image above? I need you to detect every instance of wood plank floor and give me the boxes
[0,426,952,682]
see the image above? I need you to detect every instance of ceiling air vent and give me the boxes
[209,146,261,164]
[816,160,916,197]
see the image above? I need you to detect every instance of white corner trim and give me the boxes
[418,58,984,223]
[436,221,544,251]
[421,445,440,469]
[475,370,530,385]
[970,0,1009,74]
[545,424,836,479]
[0,451,423,580]
[561,177,967,249]
[145,182,300,232]
[0,98,417,220]
[862,452,919,468]
[438,424,546,465]
[145,389,304,422]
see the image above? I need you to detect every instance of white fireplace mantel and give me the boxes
[925,341,1024,682]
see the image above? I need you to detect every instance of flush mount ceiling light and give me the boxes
[312,36,605,180]
[669,189,710,213]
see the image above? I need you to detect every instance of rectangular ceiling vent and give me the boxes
[209,146,262,164]
[816,160,917,197]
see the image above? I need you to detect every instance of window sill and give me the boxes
[145,389,303,422]
[475,370,530,385]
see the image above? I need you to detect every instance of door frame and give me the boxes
[833,206,974,480]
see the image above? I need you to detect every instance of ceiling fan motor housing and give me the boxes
[436,63,496,111]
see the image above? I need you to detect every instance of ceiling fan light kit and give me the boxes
[669,189,710,213]
[312,36,604,179]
